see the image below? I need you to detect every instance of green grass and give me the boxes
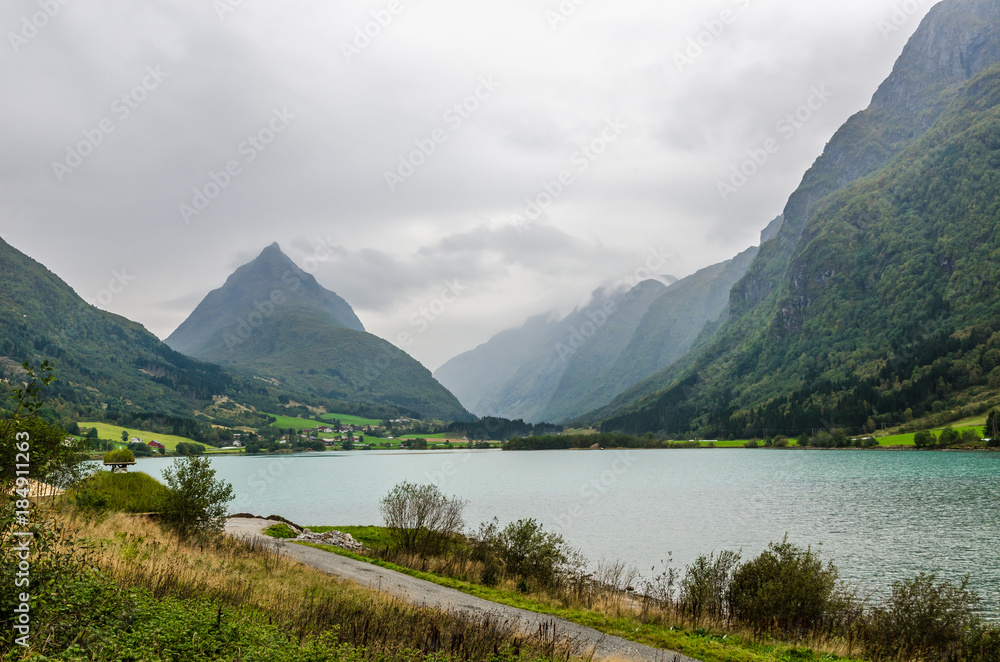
[266,414,328,430]
[265,523,298,539]
[875,425,986,446]
[295,540,865,662]
[307,526,394,548]
[70,471,170,513]
[397,433,448,439]
[320,412,383,427]
[81,422,198,451]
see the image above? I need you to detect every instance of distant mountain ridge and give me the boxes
[599,0,1000,436]
[435,239,762,423]
[166,244,472,422]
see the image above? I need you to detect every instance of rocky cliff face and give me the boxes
[733,0,1000,316]
[601,0,1000,436]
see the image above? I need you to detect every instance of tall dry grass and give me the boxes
[55,509,573,661]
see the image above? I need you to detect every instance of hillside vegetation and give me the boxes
[600,2,1000,438]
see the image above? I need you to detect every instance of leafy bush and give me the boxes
[727,539,842,635]
[103,448,135,464]
[175,442,206,456]
[679,551,741,623]
[938,427,961,448]
[379,482,466,554]
[161,457,235,538]
[73,472,170,513]
[914,430,937,448]
[264,523,298,539]
[473,518,579,587]
[865,574,986,661]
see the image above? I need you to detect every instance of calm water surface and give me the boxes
[136,449,1000,616]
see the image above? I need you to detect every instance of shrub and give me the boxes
[264,523,298,539]
[679,551,741,623]
[938,427,960,448]
[865,574,985,661]
[494,519,577,586]
[103,449,135,464]
[161,457,235,538]
[914,430,936,448]
[727,539,842,635]
[73,471,169,513]
[379,482,466,554]
[743,440,760,449]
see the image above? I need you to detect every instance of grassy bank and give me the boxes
[1,507,570,662]
[277,523,998,662]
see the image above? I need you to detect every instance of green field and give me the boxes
[320,412,383,427]
[80,422,198,451]
[266,414,328,430]
[875,425,986,447]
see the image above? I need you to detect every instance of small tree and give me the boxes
[161,456,235,538]
[938,427,960,448]
[727,538,842,635]
[985,410,998,442]
[121,430,129,442]
[914,430,936,448]
[379,482,465,553]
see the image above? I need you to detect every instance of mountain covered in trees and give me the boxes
[166,243,472,422]
[0,235,244,421]
[435,242,760,423]
[597,0,1000,437]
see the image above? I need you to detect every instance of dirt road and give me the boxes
[226,517,701,662]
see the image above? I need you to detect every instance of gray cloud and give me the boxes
[0,0,939,370]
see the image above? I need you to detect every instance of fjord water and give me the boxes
[138,449,1000,616]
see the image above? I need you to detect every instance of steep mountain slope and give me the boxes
[166,244,472,422]
[436,241,760,423]
[0,236,235,417]
[601,0,1000,437]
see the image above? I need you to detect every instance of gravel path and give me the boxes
[226,517,701,662]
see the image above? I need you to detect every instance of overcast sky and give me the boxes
[0,0,938,370]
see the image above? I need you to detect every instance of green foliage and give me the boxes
[264,523,298,539]
[679,551,742,623]
[985,409,998,442]
[938,427,961,447]
[161,456,235,537]
[727,539,842,635]
[471,518,579,587]
[102,448,135,464]
[914,430,937,448]
[865,574,989,662]
[163,245,471,422]
[73,471,170,513]
[175,441,206,456]
[379,482,466,554]
[601,63,1000,439]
